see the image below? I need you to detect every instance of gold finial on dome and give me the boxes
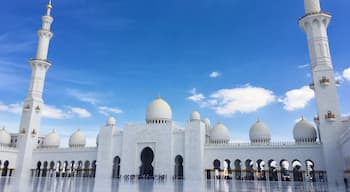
[301,115,304,120]
[157,92,161,99]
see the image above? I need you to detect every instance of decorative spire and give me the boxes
[256,117,260,123]
[157,92,161,99]
[301,115,304,120]
[47,0,53,16]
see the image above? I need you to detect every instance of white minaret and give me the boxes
[13,0,53,189]
[299,0,344,187]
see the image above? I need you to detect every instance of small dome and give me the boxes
[0,127,11,146]
[203,118,211,128]
[249,120,271,143]
[107,116,116,126]
[69,129,86,148]
[146,95,172,124]
[210,122,230,143]
[190,111,200,121]
[293,117,317,143]
[43,129,60,148]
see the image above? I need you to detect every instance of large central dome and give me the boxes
[146,95,172,124]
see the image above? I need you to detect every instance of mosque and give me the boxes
[0,0,350,188]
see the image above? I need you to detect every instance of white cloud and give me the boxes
[279,86,314,111]
[209,71,221,78]
[188,85,276,116]
[0,102,22,114]
[187,88,205,102]
[42,105,67,119]
[66,89,99,105]
[43,105,92,119]
[0,102,91,119]
[298,64,309,69]
[335,72,344,82]
[70,107,91,118]
[343,68,350,81]
[209,85,276,116]
[98,106,123,116]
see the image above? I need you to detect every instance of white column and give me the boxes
[13,2,53,191]
[184,120,206,180]
[94,125,114,179]
[299,0,344,187]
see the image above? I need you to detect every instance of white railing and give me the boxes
[0,144,17,152]
[35,147,97,152]
[205,141,321,148]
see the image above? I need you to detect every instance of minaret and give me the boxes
[299,0,344,186]
[13,0,53,187]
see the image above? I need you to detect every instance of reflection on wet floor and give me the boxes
[0,177,346,192]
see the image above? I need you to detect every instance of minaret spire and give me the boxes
[47,0,53,16]
[13,2,54,190]
[299,0,344,188]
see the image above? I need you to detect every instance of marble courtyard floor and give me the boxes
[0,177,347,192]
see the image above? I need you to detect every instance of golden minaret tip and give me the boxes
[47,0,53,9]
[46,0,53,16]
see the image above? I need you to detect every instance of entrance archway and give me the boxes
[174,155,183,179]
[256,159,266,180]
[305,160,315,182]
[268,159,278,181]
[292,160,303,181]
[245,159,254,180]
[36,161,42,177]
[280,159,290,181]
[139,147,154,178]
[2,161,9,177]
[113,156,121,178]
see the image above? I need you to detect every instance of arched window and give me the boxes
[42,161,48,177]
[77,161,83,177]
[256,159,266,180]
[292,159,303,182]
[223,159,231,180]
[91,161,97,177]
[234,159,242,180]
[112,156,121,178]
[174,155,183,179]
[84,160,90,177]
[1,160,9,177]
[268,159,278,181]
[280,159,290,181]
[245,159,254,180]
[56,161,62,177]
[305,159,315,182]
[36,161,42,177]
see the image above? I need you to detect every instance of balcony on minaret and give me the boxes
[23,105,30,112]
[35,106,41,113]
[319,76,330,86]
[20,128,26,135]
[31,129,37,136]
[309,82,315,90]
[325,111,336,121]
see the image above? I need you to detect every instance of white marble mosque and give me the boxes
[0,0,350,191]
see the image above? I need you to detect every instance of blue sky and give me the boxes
[0,0,349,146]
